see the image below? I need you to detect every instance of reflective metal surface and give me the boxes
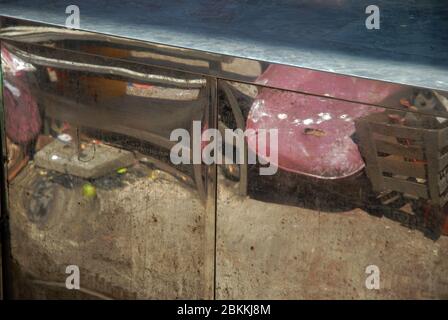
[217,80,448,299]
[1,1,448,300]
[1,41,215,299]
[1,15,447,120]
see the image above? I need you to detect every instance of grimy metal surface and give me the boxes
[1,0,448,301]
[0,0,447,92]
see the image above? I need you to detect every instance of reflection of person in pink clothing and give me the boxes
[2,46,41,180]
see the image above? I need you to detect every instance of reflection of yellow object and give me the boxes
[82,183,97,198]
[148,170,159,181]
[83,46,129,59]
[83,76,126,100]
[117,167,127,174]
[304,128,326,137]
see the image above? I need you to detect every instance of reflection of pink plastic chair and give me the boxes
[2,45,41,180]
[246,65,405,181]
[2,46,41,145]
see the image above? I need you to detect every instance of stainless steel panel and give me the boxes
[216,79,448,299]
[1,41,216,299]
[1,17,447,120]
[0,1,447,300]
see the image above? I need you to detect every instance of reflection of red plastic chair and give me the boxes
[246,90,382,180]
[2,46,41,181]
[3,79,41,145]
[222,65,405,195]
[247,65,407,179]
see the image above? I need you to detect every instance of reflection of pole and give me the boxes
[203,76,217,300]
[76,127,95,163]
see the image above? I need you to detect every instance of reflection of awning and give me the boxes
[2,0,447,92]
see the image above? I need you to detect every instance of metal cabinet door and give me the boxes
[216,78,448,299]
[0,40,216,299]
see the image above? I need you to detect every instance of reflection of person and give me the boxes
[1,46,41,181]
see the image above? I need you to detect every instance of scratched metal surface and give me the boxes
[0,0,447,91]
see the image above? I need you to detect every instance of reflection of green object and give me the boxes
[82,183,97,198]
[117,167,127,174]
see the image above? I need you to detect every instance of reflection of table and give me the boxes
[34,139,135,179]
[35,90,208,202]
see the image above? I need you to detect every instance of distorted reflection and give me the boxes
[217,77,448,299]
[219,79,448,238]
[1,42,214,299]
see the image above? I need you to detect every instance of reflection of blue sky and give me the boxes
[1,0,447,90]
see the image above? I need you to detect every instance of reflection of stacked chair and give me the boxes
[355,108,448,237]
